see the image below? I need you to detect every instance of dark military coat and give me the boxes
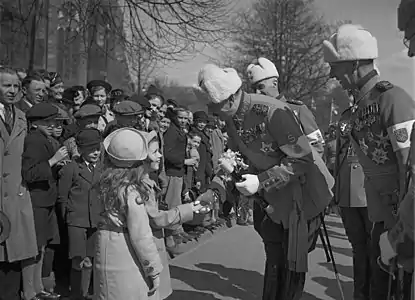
[210,92,334,226]
[340,71,415,228]
[335,108,367,207]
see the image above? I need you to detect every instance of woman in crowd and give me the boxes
[86,80,114,132]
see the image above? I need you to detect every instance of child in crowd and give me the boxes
[183,131,201,203]
[22,103,67,300]
[58,128,103,299]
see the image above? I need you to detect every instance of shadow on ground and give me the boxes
[166,290,222,299]
[312,276,353,300]
[315,243,352,259]
[323,219,344,230]
[325,228,349,241]
[318,262,353,280]
[301,291,323,300]
[168,263,263,300]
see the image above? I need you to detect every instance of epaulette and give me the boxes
[252,104,269,117]
[375,81,394,93]
[286,99,304,105]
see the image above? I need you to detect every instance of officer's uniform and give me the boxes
[336,107,372,299]
[324,24,414,300]
[215,92,333,300]
[246,58,325,156]
[195,64,334,300]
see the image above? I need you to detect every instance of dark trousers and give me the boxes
[0,261,21,300]
[259,214,305,300]
[341,207,372,300]
[371,222,413,300]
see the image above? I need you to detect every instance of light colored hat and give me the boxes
[197,64,242,104]
[103,128,148,168]
[246,57,279,84]
[323,24,378,63]
[141,130,158,145]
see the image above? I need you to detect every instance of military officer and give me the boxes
[193,64,334,300]
[379,122,414,299]
[336,107,372,300]
[323,24,414,300]
[246,57,325,156]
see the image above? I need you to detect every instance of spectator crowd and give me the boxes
[0,67,237,300]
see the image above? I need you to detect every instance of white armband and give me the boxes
[306,129,324,144]
[387,120,415,151]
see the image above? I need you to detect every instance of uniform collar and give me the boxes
[234,92,251,120]
[355,70,379,103]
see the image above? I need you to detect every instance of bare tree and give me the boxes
[224,0,335,102]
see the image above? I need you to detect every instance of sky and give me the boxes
[156,0,415,98]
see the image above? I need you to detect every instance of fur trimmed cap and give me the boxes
[323,24,378,63]
[197,64,242,104]
[246,57,279,84]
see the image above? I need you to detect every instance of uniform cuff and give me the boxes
[177,203,194,224]
[258,165,291,192]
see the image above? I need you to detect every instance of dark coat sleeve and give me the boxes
[195,142,207,182]
[163,126,185,168]
[22,134,54,183]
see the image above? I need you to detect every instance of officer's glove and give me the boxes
[235,174,259,196]
[379,231,397,265]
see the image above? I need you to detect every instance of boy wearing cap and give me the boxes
[22,102,69,300]
[103,100,145,138]
[58,128,103,300]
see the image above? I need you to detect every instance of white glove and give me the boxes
[379,231,397,265]
[235,174,259,196]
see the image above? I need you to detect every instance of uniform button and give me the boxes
[352,165,358,169]
[147,266,154,273]
[143,260,150,266]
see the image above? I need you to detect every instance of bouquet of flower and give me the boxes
[218,149,249,182]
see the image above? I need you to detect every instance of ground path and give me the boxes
[167,215,354,300]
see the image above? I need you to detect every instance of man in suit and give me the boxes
[16,73,47,114]
[0,67,38,300]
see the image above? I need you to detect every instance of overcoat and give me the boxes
[0,107,38,262]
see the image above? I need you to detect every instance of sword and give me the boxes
[320,214,345,300]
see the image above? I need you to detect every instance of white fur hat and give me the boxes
[197,64,242,104]
[246,57,279,84]
[323,24,378,63]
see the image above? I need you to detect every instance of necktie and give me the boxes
[88,164,95,173]
[3,105,13,134]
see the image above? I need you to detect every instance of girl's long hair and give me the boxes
[97,155,150,219]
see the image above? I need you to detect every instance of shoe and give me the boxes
[179,232,194,242]
[36,291,61,299]
[193,226,206,233]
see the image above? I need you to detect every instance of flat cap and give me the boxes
[113,100,144,116]
[76,128,102,149]
[145,84,164,100]
[26,103,58,122]
[193,111,209,121]
[86,80,112,94]
[73,103,103,119]
[130,93,150,109]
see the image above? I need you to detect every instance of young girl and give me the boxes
[142,130,205,299]
[94,128,203,300]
